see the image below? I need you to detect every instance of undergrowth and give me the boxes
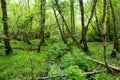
[0,40,120,80]
[0,50,47,80]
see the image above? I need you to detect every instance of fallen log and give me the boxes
[89,58,120,72]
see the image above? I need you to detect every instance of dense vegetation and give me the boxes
[0,0,120,80]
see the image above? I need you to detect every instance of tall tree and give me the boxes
[106,0,111,41]
[54,0,84,51]
[95,7,102,40]
[53,7,72,49]
[109,0,119,57]
[1,0,13,55]
[70,0,75,34]
[102,0,113,73]
[79,0,97,53]
[79,0,88,52]
[38,0,46,52]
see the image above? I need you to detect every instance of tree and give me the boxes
[38,0,46,52]
[79,0,97,53]
[106,0,112,41]
[70,0,75,34]
[102,0,113,73]
[54,0,85,51]
[53,7,72,49]
[109,0,120,57]
[1,0,13,55]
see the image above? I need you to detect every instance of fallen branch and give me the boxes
[89,58,120,72]
[85,70,106,75]
[37,70,105,80]
[37,75,67,80]
[13,47,38,51]
[87,65,102,80]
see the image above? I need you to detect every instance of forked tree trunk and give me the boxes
[1,0,12,55]
[79,0,89,52]
[38,0,46,52]
[79,0,97,53]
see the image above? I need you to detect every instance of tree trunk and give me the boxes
[1,0,12,55]
[95,8,102,39]
[79,0,97,53]
[106,1,112,41]
[70,0,75,34]
[109,0,119,57]
[54,0,84,51]
[79,0,89,53]
[53,8,72,49]
[102,0,113,73]
[38,0,46,52]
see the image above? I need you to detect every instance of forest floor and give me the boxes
[0,39,120,80]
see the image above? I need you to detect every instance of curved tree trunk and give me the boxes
[102,0,113,73]
[1,0,12,55]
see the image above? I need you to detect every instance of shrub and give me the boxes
[60,48,88,71]
[65,65,86,80]
[94,73,114,80]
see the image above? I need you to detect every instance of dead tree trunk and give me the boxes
[89,58,120,73]
[1,0,13,55]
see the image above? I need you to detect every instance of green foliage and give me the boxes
[45,36,60,45]
[1,0,120,79]
[30,39,39,45]
[60,48,88,71]
[48,64,62,76]
[87,28,96,42]
[48,65,87,80]
[0,50,47,80]
[94,73,114,80]
[65,65,86,80]
[48,64,67,80]
[46,42,65,62]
